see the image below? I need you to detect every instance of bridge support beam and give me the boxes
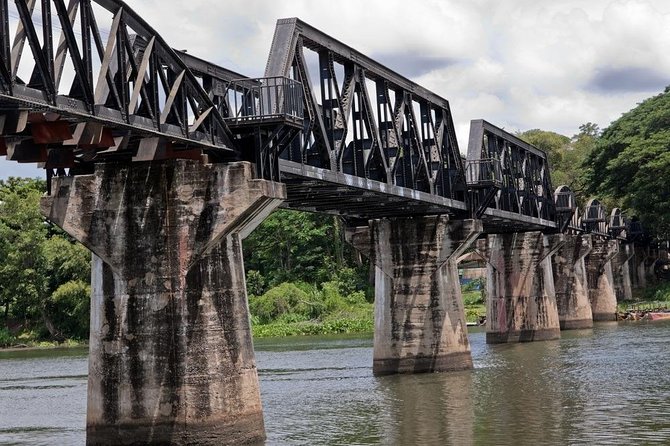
[41,160,285,446]
[584,239,619,321]
[477,232,564,343]
[550,234,593,330]
[346,216,482,376]
[611,242,634,302]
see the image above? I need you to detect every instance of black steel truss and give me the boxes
[0,0,236,171]
[466,119,556,231]
[263,17,468,208]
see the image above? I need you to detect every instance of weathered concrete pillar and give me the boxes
[476,232,564,344]
[41,161,285,446]
[584,239,619,321]
[346,216,482,376]
[633,245,649,289]
[645,247,659,286]
[611,242,634,302]
[550,234,593,330]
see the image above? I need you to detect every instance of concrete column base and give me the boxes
[585,239,618,322]
[487,327,561,344]
[560,319,594,330]
[42,161,285,446]
[551,234,593,330]
[477,231,563,344]
[373,351,474,376]
[347,216,482,376]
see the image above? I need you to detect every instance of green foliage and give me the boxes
[517,129,570,170]
[243,210,369,291]
[0,178,91,343]
[0,327,15,347]
[44,280,91,340]
[517,125,599,204]
[246,270,265,296]
[462,290,484,306]
[0,178,48,321]
[248,278,374,337]
[583,88,670,237]
[642,282,670,302]
[248,282,316,323]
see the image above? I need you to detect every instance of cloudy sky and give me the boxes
[3,0,670,179]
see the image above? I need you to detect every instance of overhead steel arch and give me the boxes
[582,198,608,235]
[609,207,627,239]
[553,185,580,232]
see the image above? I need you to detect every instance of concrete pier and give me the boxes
[42,161,285,446]
[611,242,634,302]
[346,216,482,376]
[632,245,650,289]
[551,234,593,330]
[477,232,564,344]
[584,239,618,321]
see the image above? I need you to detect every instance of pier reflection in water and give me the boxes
[2,322,670,445]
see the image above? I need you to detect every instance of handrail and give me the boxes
[224,76,303,123]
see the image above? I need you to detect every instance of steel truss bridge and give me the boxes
[0,1,652,242]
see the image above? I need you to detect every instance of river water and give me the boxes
[1,321,670,445]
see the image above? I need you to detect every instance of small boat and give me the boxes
[644,312,670,321]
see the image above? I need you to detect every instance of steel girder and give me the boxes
[466,119,557,232]
[264,17,468,214]
[0,0,236,172]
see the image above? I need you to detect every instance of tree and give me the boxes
[0,178,48,322]
[583,88,670,237]
[0,177,92,340]
[517,129,570,175]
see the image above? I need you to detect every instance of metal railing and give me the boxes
[224,76,304,124]
[554,192,575,213]
[465,158,503,188]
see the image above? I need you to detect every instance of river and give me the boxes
[1,321,670,445]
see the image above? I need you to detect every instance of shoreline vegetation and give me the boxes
[3,281,670,351]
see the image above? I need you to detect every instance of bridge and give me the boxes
[0,2,664,445]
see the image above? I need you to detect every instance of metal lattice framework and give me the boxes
[554,185,579,232]
[263,17,468,218]
[0,0,237,173]
[582,198,608,235]
[466,119,556,231]
[609,208,627,239]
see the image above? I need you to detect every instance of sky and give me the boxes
[3,0,670,179]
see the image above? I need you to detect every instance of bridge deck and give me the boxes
[279,160,468,219]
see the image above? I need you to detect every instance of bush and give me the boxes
[0,327,15,347]
[246,270,266,297]
[249,282,319,323]
[463,290,484,306]
[44,280,91,340]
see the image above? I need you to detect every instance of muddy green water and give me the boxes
[1,321,670,445]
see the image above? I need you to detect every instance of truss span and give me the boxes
[0,0,237,174]
[263,17,469,219]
